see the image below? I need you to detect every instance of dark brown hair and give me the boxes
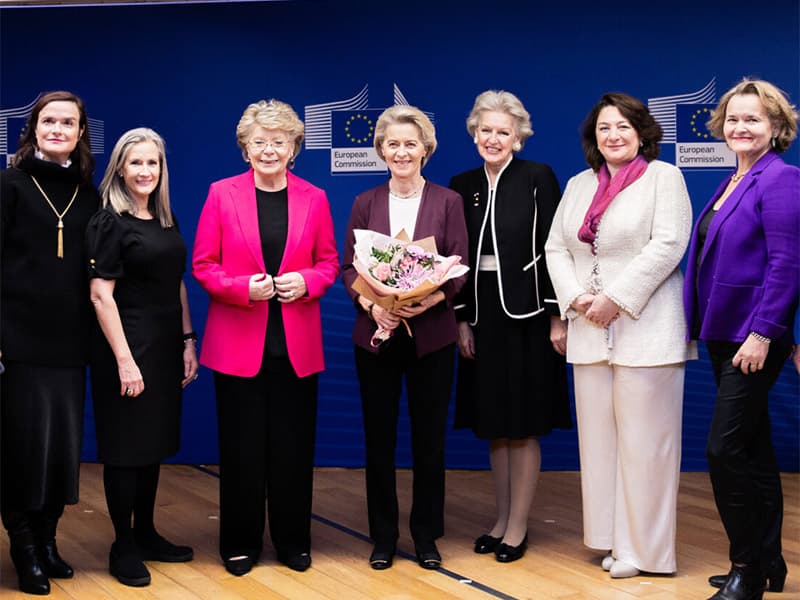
[12,90,95,185]
[581,92,663,171]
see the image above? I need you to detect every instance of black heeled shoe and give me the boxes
[369,543,396,570]
[708,565,765,600]
[10,544,50,595]
[709,556,787,593]
[39,539,74,578]
[473,534,502,554]
[109,542,151,587]
[495,534,528,563]
[223,555,254,576]
[136,532,194,563]
[277,550,312,572]
[414,540,442,570]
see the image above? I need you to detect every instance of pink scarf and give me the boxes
[578,155,649,249]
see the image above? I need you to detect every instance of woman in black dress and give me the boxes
[1,91,99,595]
[87,128,198,587]
[450,90,571,563]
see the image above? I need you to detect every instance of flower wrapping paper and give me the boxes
[350,228,469,311]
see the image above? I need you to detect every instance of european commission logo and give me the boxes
[305,84,434,175]
[648,78,735,169]
[1,94,105,167]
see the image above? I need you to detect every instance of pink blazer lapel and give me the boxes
[231,170,266,271]
[280,171,311,272]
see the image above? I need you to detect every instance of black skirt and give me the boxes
[0,361,85,511]
[455,275,571,439]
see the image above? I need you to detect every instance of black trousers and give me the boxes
[354,333,455,546]
[706,340,789,570]
[214,357,318,561]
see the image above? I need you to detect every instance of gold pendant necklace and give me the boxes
[30,176,79,259]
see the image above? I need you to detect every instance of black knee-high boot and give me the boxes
[32,504,73,579]
[103,465,150,587]
[2,509,50,595]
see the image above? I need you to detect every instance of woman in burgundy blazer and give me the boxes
[341,105,468,571]
[193,100,339,577]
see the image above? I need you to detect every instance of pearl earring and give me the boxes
[771,136,777,149]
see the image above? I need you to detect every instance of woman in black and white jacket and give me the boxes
[450,90,571,564]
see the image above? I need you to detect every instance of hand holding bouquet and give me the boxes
[350,229,469,347]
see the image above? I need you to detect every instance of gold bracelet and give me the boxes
[749,331,771,344]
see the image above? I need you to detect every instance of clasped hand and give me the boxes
[572,292,620,328]
[249,272,307,303]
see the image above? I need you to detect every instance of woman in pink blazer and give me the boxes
[192,100,339,577]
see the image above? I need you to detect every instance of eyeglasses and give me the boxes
[248,139,290,153]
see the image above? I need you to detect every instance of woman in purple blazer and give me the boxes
[684,79,799,600]
[341,105,468,571]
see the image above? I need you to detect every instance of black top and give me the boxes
[256,187,288,358]
[696,207,717,272]
[86,208,187,465]
[0,156,99,365]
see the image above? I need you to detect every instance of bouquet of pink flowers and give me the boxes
[351,229,469,346]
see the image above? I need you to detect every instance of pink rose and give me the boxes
[374,262,391,282]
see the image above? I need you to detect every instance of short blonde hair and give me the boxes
[373,105,437,167]
[236,99,305,164]
[707,78,798,153]
[99,128,173,228]
[466,90,533,152]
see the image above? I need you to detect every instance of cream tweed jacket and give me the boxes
[545,160,697,366]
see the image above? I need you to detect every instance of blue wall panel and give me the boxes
[2,0,797,471]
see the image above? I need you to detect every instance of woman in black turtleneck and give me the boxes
[0,91,99,595]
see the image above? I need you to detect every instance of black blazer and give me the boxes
[450,158,561,323]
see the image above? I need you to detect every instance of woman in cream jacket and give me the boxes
[545,92,695,578]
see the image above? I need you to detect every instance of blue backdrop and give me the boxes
[1,0,797,471]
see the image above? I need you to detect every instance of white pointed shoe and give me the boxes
[610,560,640,578]
[601,554,615,571]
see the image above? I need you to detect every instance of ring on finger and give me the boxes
[125,388,133,396]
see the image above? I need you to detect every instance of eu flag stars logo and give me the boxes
[331,109,386,174]
[675,104,735,168]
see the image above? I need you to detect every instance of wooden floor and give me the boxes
[0,466,797,599]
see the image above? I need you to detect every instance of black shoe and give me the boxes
[708,565,765,600]
[495,534,528,563]
[277,550,312,572]
[369,543,396,570]
[710,557,786,593]
[10,544,50,595]
[136,532,194,563]
[109,543,151,587]
[38,539,74,579]
[414,540,441,570]
[224,555,254,576]
[474,534,502,554]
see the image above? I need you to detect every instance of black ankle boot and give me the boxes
[38,539,74,579]
[708,565,765,600]
[32,505,73,578]
[10,544,51,595]
[709,555,787,593]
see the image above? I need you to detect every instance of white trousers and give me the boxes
[573,363,684,573]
